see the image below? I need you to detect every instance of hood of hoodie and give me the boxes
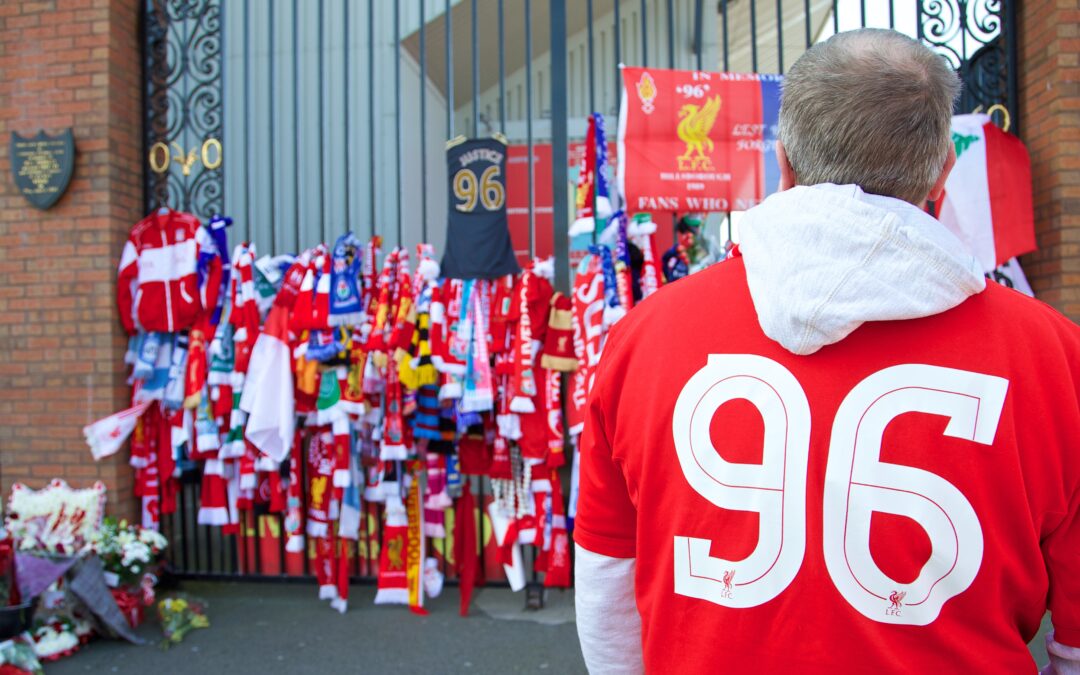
[738,183,986,356]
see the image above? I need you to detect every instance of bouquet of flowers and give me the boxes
[29,618,79,662]
[0,634,43,675]
[157,596,209,649]
[86,519,167,590]
[84,519,167,628]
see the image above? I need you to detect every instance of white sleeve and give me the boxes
[1043,631,1080,675]
[575,544,644,675]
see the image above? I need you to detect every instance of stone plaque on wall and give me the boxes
[9,129,75,210]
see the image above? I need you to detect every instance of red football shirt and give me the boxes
[575,257,1080,673]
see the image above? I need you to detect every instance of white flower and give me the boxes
[32,626,79,658]
[138,528,168,550]
[121,541,152,568]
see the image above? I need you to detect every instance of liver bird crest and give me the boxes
[677,95,722,171]
[889,590,906,610]
[388,536,405,570]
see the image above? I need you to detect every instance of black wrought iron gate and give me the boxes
[140,0,1021,583]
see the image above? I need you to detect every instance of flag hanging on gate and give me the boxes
[617,67,782,214]
[936,113,1036,272]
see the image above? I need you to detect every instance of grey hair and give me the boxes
[778,28,961,204]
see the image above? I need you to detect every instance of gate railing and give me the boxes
[143,0,1019,583]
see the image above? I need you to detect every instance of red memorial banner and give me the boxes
[618,67,783,214]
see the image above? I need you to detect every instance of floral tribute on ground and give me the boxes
[0,482,166,668]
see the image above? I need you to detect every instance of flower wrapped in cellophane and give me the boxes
[156,595,209,649]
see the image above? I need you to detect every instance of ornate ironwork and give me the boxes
[143,0,224,220]
[918,0,1018,131]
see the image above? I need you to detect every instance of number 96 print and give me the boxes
[671,355,1008,626]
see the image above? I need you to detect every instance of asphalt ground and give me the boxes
[44,581,1051,674]
[46,581,585,675]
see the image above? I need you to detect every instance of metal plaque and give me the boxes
[9,129,75,210]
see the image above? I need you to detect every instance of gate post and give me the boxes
[550,0,570,295]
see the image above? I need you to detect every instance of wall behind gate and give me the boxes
[1018,0,1080,322]
[222,0,451,257]
[222,0,724,257]
[0,0,141,520]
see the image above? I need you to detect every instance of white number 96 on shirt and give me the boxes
[672,354,1008,626]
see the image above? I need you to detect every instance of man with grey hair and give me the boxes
[575,28,1080,673]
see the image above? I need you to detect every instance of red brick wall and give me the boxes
[0,0,141,520]
[1018,0,1080,321]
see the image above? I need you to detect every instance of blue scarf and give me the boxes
[328,232,364,326]
[197,214,232,326]
[589,244,621,312]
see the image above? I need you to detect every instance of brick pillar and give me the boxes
[0,0,142,521]
[1018,0,1080,321]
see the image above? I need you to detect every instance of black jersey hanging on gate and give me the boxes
[440,136,520,279]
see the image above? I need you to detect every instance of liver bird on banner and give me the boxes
[677,95,722,171]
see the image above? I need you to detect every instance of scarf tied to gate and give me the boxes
[461,280,494,413]
[329,232,364,326]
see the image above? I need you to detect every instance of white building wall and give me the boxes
[458,0,720,143]
[221,1,717,254]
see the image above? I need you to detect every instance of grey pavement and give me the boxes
[44,580,1052,674]
[46,581,585,675]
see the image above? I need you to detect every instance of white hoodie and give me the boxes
[573,184,1074,673]
[739,183,985,355]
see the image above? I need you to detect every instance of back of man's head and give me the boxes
[778,28,960,204]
